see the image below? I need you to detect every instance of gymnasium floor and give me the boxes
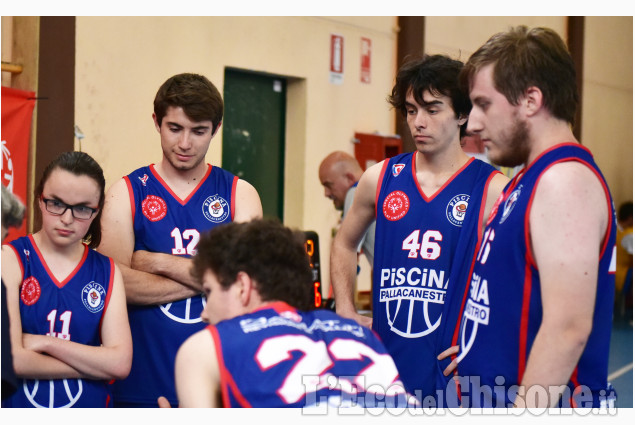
[609,313,633,408]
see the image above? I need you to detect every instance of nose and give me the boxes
[466,110,483,135]
[413,110,428,130]
[178,131,193,150]
[200,303,210,324]
[60,208,74,224]
[323,187,332,199]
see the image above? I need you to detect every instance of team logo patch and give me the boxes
[138,174,149,186]
[499,185,522,224]
[20,277,41,306]
[383,191,410,221]
[446,194,470,227]
[392,163,406,177]
[142,195,167,222]
[202,195,230,223]
[82,282,106,313]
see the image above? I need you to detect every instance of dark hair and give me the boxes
[153,73,224,133]
[460,26,579,125]
[192,219,314,311]
[35,151,106,248]
[388,54,471,136]
[618,201,633,223]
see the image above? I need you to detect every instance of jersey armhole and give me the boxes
[230,176,238,221]
[123,176,136,225]
[98,258,116,339]
[525,158,614,269]
[375,160,391,217]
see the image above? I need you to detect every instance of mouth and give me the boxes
[55,228,74,237]
[413,135,432,142]
[175,152,193,161]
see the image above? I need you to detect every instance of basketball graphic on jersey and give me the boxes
[446,194,470,227]
[23,378,83,408]
[159,294,206,324]
[381,285,444,338]
[142,195,167,222]
[383,191,410,221]
[82,282,106,313]
[456,272,490,364]
[20,276,41,306]
[202,194,229,223]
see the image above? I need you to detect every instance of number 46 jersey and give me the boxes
[112,164,237,407]
[210,302,417,408]
[373,152,499,401]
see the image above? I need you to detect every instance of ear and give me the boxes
[235,271,254,307]
[344,171,357,186]
[152,113,161,133]
[457,113,468,127]
[522,86,543,117]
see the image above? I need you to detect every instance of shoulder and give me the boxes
[531,161,609,236]
[176,326,217,368]
[535,160,606,202]
[234,179,263,221]
[106,176,132,199]
[1,243,23,286]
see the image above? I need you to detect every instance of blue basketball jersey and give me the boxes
[3,235,115,408]
[211,302,416,408]
[456,144,616,408]
[112,164,237,406]
[372,152,499,402]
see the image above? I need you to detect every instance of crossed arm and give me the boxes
[97,178,263,305]
[2,246,132,381]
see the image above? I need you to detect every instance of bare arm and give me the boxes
[515,163,608,407]
[330,161,384,328]
[174,328,221,407]
[22,264,133,380]
[98,178,200,305]
[233,179,263,222]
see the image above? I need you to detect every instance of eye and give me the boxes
[74,206,92,214]
[51,199,66,208]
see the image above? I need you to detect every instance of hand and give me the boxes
[337,309,372,328]
[437,345,459,376]
[157,396,172,408]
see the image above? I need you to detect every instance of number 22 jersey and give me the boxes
[112,163,237,406]
[211,302,416,407]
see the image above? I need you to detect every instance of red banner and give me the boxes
[2,86,36,242]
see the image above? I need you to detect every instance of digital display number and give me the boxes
[304,231,322,308]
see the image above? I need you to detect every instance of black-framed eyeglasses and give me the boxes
[41,197,99,220]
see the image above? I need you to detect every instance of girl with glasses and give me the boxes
[1,151,132,408]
